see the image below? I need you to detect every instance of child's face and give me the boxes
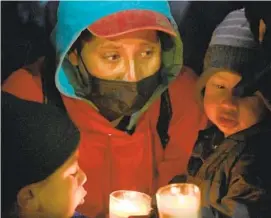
[20,151,87,218]
[204,71,266,137]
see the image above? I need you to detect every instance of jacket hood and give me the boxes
[53,1,183,114]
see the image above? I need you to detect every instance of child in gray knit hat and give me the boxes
[2,92,87,218]
[170,9,271,218]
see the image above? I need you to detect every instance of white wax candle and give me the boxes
[109,191,151,218]
[158,194,200,218]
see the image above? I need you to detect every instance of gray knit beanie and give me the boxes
[203,8,266,76]
[196,8,269,110]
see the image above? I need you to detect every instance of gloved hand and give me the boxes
[233,63,271,101]
[233,3,271,107]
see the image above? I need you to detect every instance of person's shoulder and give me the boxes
[2,58,44,103]
[246,120,271,155]
[233,119,271,175]
[232,124,271,189]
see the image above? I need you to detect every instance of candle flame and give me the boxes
[170,186,180,195]
[110,191,151,217]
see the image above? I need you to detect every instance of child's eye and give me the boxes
[71,170,78,177]
[212,83,225,89]
[70,166,79,177]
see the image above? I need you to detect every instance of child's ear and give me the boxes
[68,49,79,66]
[17,184,39,211]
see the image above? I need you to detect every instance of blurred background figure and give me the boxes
[1,1,58,82]
[2,1,271,76]
[2,1,270,106]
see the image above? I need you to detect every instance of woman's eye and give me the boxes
[141,49,153,58]
[103,53,120,61]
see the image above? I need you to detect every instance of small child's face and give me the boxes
[20,151,87,218]
[204,71,266,137]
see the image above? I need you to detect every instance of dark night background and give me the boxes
[1,1,270,82]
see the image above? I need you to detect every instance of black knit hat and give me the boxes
[1,92,80,213]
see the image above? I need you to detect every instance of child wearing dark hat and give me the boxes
[170,9,271,218]
[2,92,87,218]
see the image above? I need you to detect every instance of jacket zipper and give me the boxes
[104,133,112,213]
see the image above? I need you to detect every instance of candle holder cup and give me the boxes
[156,183,201,218]
[109,190,152,218]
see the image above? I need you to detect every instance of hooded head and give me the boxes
[196,9,270,137]
[52,1,182,122]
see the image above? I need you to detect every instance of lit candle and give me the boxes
[109,190,151,218]
[156,183,201,218]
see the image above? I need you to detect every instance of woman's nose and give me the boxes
[124,59,138,82]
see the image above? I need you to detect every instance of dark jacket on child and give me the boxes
[169,7,271,218]
[171,117,271,218]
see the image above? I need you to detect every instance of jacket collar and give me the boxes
[227,117,271,142]
[202,117,271,144]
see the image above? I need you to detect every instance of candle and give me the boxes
[109,190,151,218]
[156,183,201,218]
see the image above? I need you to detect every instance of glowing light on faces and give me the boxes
[78,30,162,82]
[204,71,266,137]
